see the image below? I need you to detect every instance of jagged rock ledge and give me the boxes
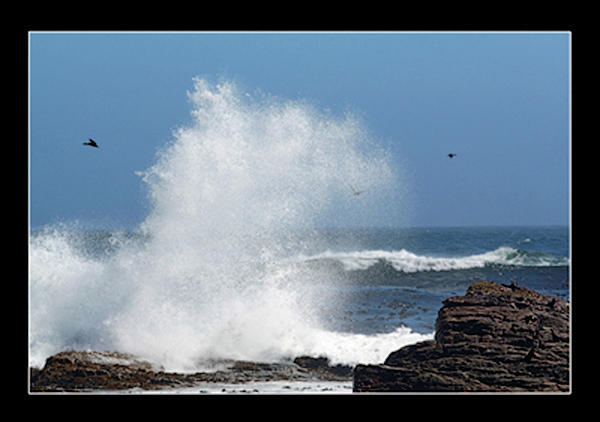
[353,281,570,392]
[30,351,352,392]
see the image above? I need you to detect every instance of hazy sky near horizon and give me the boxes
[30,32,570,229]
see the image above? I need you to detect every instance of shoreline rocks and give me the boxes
[30,351,353,392]
[30,281,569,393]
[353,281,570,392]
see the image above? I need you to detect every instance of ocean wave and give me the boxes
[299,247,569,273]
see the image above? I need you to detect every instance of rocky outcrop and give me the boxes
[353,281,569,392]
[30,351,179,391]
[293,356,353,378]
[30,351,352,392]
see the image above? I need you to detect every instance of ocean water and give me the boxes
[29,226,569,370]
[29,78,570,388]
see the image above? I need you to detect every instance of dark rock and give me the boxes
[294,356,330,369]
[354,281,569,392]
[293,356,353,379]
[30,351,353,392]
[30,350,175,392]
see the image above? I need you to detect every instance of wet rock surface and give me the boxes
[353,281,570,392]
[30,351,352,392]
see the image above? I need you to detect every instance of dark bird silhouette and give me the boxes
[448,153,456,158]
[348,184,365,196]
[83,139,99,148]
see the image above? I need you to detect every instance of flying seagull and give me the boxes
[448,153,456,158]
[83,139,99,148]
[349,184,365,196]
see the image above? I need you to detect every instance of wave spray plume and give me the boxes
[30,78,422,371]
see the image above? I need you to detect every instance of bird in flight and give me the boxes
[83,139,99,148]
[448,153,456,158]
[349,184,365,196]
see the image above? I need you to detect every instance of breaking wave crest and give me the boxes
[300,246,570,273]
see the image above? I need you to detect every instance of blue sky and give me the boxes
[29,32,570,229]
